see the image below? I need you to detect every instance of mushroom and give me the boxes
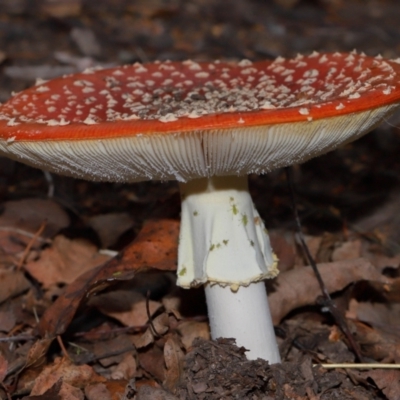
[1,52,400,362]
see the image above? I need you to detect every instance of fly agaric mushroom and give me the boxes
[1,52,400,362]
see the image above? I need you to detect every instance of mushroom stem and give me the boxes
[177,175,280,361]
[205,281,280,362]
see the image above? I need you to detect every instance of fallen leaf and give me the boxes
[84,383,112,400]
[163,336,184,393]
[134,313,169,349]
[36,219,179,338]
[88,212,134,248]
[58,382,84,400]
[21,379,62,400]
[30,357,105,395]
[0,267,30,304]
[347,297,400,328]
[0,309,16,332]
[103,380,129,400]
[0,198,70,240]
[331,239,362,261]
[137,344,166,382]
[111,353,137,380]
[269,258,389,324]
[360,369,400,400]
[92,335,135,368]
[88,290,162,328]
[176,320,210,350]
[24,338,54,370]
[25,235,111,288]
[136,385,179,400]
[352,320,400,362]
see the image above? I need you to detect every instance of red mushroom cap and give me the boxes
[0,52,399,182]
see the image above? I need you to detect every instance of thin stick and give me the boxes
[317,363,400,369]
[17,220,47,270]
[57,335,71,360]
[285,167,364,362]
[0,227,51,243]
[146,290,160,337]
[0,334,35,342]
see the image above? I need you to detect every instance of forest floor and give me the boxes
[1,0,400,399]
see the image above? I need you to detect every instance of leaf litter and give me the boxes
[2,1,400,399]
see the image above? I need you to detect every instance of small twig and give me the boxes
[73,345,135,365]
[146,290,161,337]
[0,334,35,342]
[317,363,400,369]
[0,227,51,244]
[57,335,71,360]
[285,167,364,362]
[16,221,47,270]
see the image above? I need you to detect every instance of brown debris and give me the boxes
[36,219,179,338]
[269,258,389,324]
[176,338,378,400]
[30,357,105,395]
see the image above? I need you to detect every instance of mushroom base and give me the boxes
[205,281,281,362]
[177,175,278,289]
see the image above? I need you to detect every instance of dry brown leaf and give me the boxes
[30,357,105,395]
[36,219,179,338]
[136,385,179,400]
[0,267,30,304]
[111,353,137,380]
[25,235,111,287]
[347,298,400,328]
[24,338,54,370]
[352,320,400,362]
[360,370,400,400]
[162,295,182,320]
[0,199,70,240]
[58,382,84,400]
[105,380,132,400]
[84,383,112,400]
[88,290,161,328]
[134,313,169,349]
[93,334,134,368]
[0,309,16,332]
[163,336,184,393]
[177,320,210,350]
[269,258,388,324]
[88,212,134,248]
[138,345,166,382]
[21,380,63,400]
[331,239,362,261]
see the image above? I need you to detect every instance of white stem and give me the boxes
[177,175,281,362]
[205,281,281,362]
[177,176,278,288]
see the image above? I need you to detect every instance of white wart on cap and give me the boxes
[0,52,400,182]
